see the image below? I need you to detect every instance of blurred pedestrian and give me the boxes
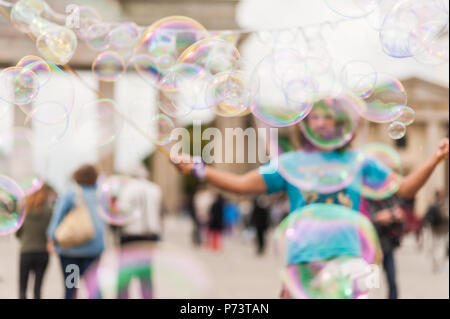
[208,194,225,251]
[47,164,105,299]
[361,195,405,299]
[115,163,163,299]
[250,195,270,255]
[224,200,240,236]
[423,190,449,272]
[193,186,215,246]
[16,182,56,299]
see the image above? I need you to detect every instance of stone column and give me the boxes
[97,80,116,175]
[151,91,183,214]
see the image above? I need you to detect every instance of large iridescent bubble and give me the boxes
[380,0,449,58]
[249,50,316,127]
[134,16,208,88]
[177,38,241,77]
[277,149,366,194]
[79,244,211,299]
[357,143,402,199]
[360,74,407,123]
[299,94,363,151]
[275,204,382,299]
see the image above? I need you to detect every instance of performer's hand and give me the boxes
[433,138,449,163]
[170,153,195,174]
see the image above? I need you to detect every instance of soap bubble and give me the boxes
[299,94,363,151]
[340,61,377,99]
[249,50,315,127]
[177,38,241,77]
[10,0,50,33]
[0,175,26,236]
[109,22,141,50]
[149,114,175,145]
[0,67,38,106]
[134,16,208,88]
[275,203,381,299]
[17,55,52,88]
[92,51,126,82]
[361,74,407,123]
[387,121,406,140]
[36,25,78,65]
[85,23,111,51]
[80,244,211,299]
[206,71,251,117]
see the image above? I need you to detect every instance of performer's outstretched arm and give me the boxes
[396,138,449,199]
[171,154,267,194]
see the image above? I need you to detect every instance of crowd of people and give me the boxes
[11,99,450,300]
[15,163,164,299]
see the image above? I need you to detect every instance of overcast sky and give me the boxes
[236,0,449,87]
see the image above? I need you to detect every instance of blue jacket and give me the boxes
[47,185,105,257]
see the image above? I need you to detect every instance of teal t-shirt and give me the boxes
[259,150,391,264]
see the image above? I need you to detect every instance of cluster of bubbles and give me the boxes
[340,65,414,140]
[10,0,77,65]
[0,55,74,128]
[5,1,426,139]
[0,54,76,235]
[0,56,73,236]
[324,0,449,65]
[275,204,381,299]
[78,244,211,299]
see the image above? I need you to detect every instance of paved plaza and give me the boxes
[0,215,448,299]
